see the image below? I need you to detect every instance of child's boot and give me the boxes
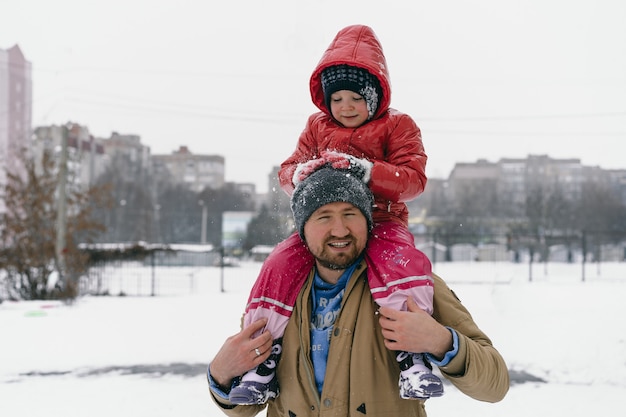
[396,351,444,400]
[229,338,282,405]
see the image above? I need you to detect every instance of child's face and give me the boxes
[329,90,369,128]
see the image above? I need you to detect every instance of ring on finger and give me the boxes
[254,348,261,357]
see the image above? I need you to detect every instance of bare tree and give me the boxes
[0,150,108,300]
[92,153,155,243]
[243,204,291,250]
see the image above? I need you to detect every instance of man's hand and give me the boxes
[209,318,274,389]
[378,298,453,360]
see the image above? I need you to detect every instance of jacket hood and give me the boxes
[310,25,391,119]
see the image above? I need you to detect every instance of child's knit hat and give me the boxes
[320,64,382,119]
[291,165,374,239]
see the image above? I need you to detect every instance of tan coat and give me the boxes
[211,261,509,416]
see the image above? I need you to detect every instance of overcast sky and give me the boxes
[2,0,625,192]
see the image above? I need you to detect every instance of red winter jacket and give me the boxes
[278,25,427,227]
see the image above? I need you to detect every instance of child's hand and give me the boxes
[321,150,373,183]
[292,157,327,185]
[322,150,352,169]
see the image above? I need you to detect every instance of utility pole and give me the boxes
[199,200,208,244]
[55,124,68,283]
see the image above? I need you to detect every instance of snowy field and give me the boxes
[1,261,625,417]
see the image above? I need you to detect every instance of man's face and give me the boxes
[303,201,368,271]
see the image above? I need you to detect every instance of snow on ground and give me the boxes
[1,261,625,417]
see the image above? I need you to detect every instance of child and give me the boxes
[229,24,443,404]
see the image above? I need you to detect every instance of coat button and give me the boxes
[324,398,332,407]
[334,328,340,336]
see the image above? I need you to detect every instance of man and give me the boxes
[208,166,509,417]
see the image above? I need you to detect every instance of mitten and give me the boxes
[292,157,327,185]
[321,150,373,183]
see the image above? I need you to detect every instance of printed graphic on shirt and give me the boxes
[309,262,358,394]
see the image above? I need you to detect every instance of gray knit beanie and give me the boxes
[291,165,374,239]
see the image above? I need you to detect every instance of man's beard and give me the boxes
[312,241,361,271]
[315,256,355,271]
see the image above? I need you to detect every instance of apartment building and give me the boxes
[33,123,108,188]
[152,145,225,192]
[0,44,32,211]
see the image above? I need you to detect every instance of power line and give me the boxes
[425,129,625,137]
[58,96,307,125]
[0,87,310,124]
[61,87,307,120]
[420,111,626,122]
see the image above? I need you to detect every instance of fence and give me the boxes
[81,251,625,298]
[82,248,231,296]
[2,237,625,300]
[414,230,625,278]
[81,262,222,296]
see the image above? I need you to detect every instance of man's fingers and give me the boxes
[254,337,273,359]
[406,297,421,313]
[255,331,273,352]
[242,319,273,356]
[242,318,267,338]
[378,305,399,320]
[381,298,421,318]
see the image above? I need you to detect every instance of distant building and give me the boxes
[152,146,224,192]
[605,169,626,206]
[495,158,527,217]
[525,154,583,201]
[99,131,152,183]
[448,158,499,206]
[33,123,108,188]
[439,154,590,220]
[233,182,256,196]
[0,44,32,212]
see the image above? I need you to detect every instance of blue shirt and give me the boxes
[310,261,358,394]
[308,259,459,395]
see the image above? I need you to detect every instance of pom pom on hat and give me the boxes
[291,165,374,239]
[321,64,382,119]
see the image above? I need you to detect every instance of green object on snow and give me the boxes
[24,310,47,317]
